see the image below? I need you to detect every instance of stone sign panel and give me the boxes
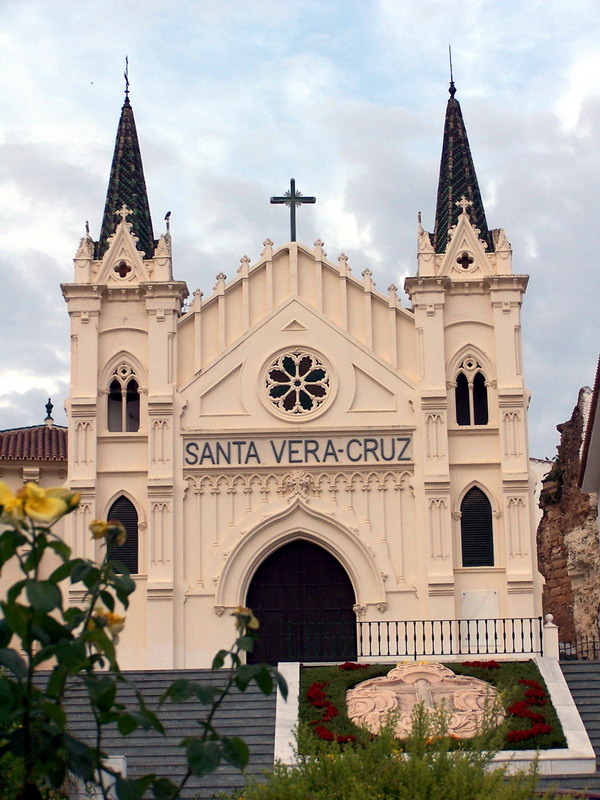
[184,433,412,469]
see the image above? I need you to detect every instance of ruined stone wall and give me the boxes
[536,387,599,643]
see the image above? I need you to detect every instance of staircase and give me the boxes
[538,661,600,794]
[62,669,277,799]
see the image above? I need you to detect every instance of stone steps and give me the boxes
[60,669,277,799]
[538,661,600,794]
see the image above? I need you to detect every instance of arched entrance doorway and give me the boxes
[246,539,357,663]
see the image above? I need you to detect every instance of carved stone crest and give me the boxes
[281,471,315,498]
[346,662,504,739]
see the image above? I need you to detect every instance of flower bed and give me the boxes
[299,660,566,751]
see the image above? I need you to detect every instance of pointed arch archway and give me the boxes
[246,538,356,663]
[214,500,386,663]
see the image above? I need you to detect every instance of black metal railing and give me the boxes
[559,635,600,661]
[357,617,545,659]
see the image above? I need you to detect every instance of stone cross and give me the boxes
[456,196,472,214]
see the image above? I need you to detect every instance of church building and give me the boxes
[58,81,543,669]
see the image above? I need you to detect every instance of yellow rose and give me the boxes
[0,481,23,518]
[89,520,109,539]
[106,520,127,546]
[46,487,81,512]
[89,607,126,637]
[17,482,69,523]
[232,606,259,631]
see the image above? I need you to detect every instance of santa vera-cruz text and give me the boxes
[184,435,411,468]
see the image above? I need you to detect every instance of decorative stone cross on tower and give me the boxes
[456,196,473,214]
[116,204,132,223]
[270,179,316,242]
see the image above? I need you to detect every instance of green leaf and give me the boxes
[274,668,288,700]
[55,638,86,672]
[151,777,179,800]
[41,699,67,728]
[100,589,115,612]
[0,528,27,566]
[136,701,165,734]
[64,734,97,781]
[85,675,117,713]
[115,776,153,800]
[160,678,197,704]
[0,647,28,678]
[46,665,67,698]
[253,665,274,696]
[236,635,255,652]
[49,561,74,583]
[26,579,62,613]
[68,559,90,583]
[212,649,228,670]
[234,663,260,691]
[117,712,139,735]
[0,618,11,648]
[186,739,222,777]
[7,579,26,604]
[47,538,71,560]
[221,736,249,770]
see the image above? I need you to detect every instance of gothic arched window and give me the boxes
[107,365,140,432]
[454,357,489,426]
[460,487,494,567]
[106,496,139,574]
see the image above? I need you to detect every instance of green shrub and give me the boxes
[242,703,562,800]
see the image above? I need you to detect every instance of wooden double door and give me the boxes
[246,539,357,664]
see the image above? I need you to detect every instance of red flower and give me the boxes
[339,661,370,670]
[314,725,334,741]
[322,705,339,722]
[336,734,357,743]
[462,660,501,669]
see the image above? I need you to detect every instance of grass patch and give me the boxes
[299,660,566,751]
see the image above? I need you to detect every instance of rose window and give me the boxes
[266,351,330,415]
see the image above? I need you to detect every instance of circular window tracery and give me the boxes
[265,350,330,415]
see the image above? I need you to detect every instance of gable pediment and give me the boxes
[94,212,152,285]
[180,298,415,431]
[438,210,492,279]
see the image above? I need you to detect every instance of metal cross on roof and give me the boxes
[270,178,316,242]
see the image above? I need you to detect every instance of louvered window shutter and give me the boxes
[460,487,493,567]
[107,496,139,574]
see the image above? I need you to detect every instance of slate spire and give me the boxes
[432,81,493,254]
[96,91,155,260]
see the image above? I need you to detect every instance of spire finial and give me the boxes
[124,56,130,102]
[448,45,456,97]
[44,398,54,427]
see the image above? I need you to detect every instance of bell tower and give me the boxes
[62,85,188,668]
[405,81,541,622]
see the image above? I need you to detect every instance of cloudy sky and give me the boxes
[0,0,598,459]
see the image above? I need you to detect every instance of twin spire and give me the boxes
[94,76,491,261]
[96,87,155,260]
[432,81,493,253]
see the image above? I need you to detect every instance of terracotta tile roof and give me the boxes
[580,353,600,486]
[0,425,68,462]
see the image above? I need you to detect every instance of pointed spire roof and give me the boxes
[96,93,155,260]
[432,81,494,254]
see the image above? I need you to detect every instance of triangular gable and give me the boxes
[178,241,415,380]
[94,209,151,285]
[437,208,492,279]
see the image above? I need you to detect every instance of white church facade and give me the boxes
[55,82,544,669]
